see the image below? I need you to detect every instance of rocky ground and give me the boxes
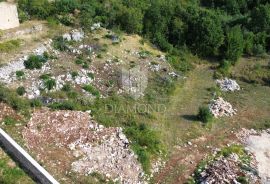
[23,109,145,183]
[237,128,270,184]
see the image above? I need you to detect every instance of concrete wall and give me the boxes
[0,2,20,30]
[0,128,59,184]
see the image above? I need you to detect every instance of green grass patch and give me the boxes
[0,39,21,53]
[0,85,30,115]
[82,84,100,97]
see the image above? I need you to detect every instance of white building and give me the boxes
[0,2,20,30]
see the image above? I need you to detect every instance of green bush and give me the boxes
[197,106,213,124]
[44,79,56,91]
[30,99,43,108]
[53,36,69,51]
[82,84,100,97]
[62,84,71,92]
[24,55,47,69]
[16,87,26,96]
[2,116,18,126]
[125,123,161,172]
[16,71,25,80]
[71,71,78,79]
[0,85,30,113]
[39,73,52,80]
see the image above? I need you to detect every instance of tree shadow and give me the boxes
[181,115,198,122]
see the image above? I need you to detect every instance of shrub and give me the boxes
[44,79,56,90]
[82,84,100,97]
[16,71,25,80]
[87,72,94,79]
[62,84,71,92]
[30,99,43,108]
[16,86,26,96]
[71,71,78,79]
[167,55,193,73]
[53,36,69,51]
[0,85,30,113]
[39,73,52,80]
[197,106,213,124]
[2,116,18,126]
[82,62,89,69]
[24,55,47,69]
[75,59,84,65]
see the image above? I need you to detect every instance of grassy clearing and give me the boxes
[154,59,270,183]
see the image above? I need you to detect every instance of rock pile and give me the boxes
[23,109,145,184]
[63,29,84,42]
[216,78,240,92]
[209,97,237,117]
[199,154,242,184]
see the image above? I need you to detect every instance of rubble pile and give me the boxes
[216,78,240,92]
[23,110,144,183]
[209,97,237,117]
[199,154,242,184]
[63,29,84,42]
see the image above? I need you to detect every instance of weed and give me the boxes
[82,84,100,97]
[16,71,25,80]
[16,86,26,96]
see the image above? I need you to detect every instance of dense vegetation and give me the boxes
[17,0,270,63]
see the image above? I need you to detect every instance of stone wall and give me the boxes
[0,2,19,30]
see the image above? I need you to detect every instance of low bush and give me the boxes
[30,99,43,108]
[197,106,213,124]
[16,86,26,96]
[82,84,100,97]
[168,55,193,72]
[24,55,47,69]
[0,85,30,113]
[16,71,25,80]
[44,79,56,91]
[52,36,69,51]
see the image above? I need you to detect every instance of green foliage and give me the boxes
[197,106,213,124]
[0,157,31,184]
[225,26,244,63]
[125,123,161,172]
[44,79,56,91]
[24,55,47,69]
[16,71,25,80]
[2,116,18,126]
[52,36,69,51]
[187,9,224,56]
[0,85,30,113]
[250,4,270,33]
[0,40,21,53]
[167,55,193,73]
[18,0,53,19]
[82,84,100,97]
[16,87,26,96]
[30,99,43,108]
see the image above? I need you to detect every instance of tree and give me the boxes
[225,26,244,63]
[187,9,224,56]
[117,7,143,33]
[250,4,270,33]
